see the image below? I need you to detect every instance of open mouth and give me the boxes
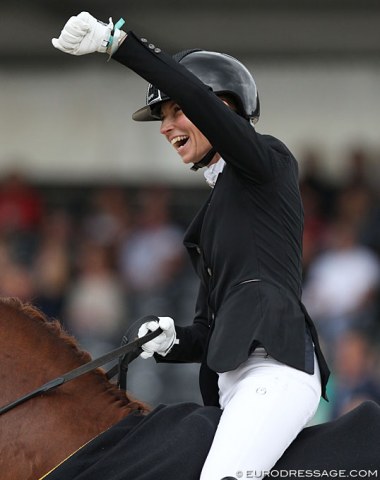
[171,135,189,151]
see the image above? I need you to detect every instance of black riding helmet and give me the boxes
[132,49,260,124]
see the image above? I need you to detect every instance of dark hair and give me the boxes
[218,94,239,113]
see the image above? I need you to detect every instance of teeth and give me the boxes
[171,135,188,146]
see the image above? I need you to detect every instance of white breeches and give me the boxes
[200,348,321,480]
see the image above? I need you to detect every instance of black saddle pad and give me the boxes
[45,401,380,479]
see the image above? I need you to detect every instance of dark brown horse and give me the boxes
[1,297,380,480]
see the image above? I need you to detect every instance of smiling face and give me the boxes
[159,100,215,165]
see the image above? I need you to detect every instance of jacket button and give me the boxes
[148,43,155,49]
[154,47,161,53]
[207,267,212,276]
[141,38,148,43]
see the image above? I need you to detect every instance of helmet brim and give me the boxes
[132,105,159,122]
[132,91,170,122]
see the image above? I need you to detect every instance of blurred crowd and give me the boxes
[300,146,380,421]
[0,145,379,421]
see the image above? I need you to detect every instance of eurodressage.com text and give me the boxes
[231,470,378,478]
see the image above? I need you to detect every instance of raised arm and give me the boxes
[52,12,276,183]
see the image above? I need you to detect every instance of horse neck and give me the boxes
[0,310,146,480]
[1,374,139,480]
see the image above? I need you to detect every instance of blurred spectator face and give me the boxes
[84,187,131,247]
[0,263,34,301]
[77,243,113,275]
[334,331,373,384]
[335,186,372,227]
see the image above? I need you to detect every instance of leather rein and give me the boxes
[0,317,162,416]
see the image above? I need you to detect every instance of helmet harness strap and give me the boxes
[190,148,217,172]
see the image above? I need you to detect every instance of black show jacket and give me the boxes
[113,32,330,406]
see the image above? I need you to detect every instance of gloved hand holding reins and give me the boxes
[138,317,177,359]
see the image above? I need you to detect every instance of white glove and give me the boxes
[52,11,113,55]
[138,317,177,359]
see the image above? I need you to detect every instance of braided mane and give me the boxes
[0,296,148,413]
[1,296,93,361]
